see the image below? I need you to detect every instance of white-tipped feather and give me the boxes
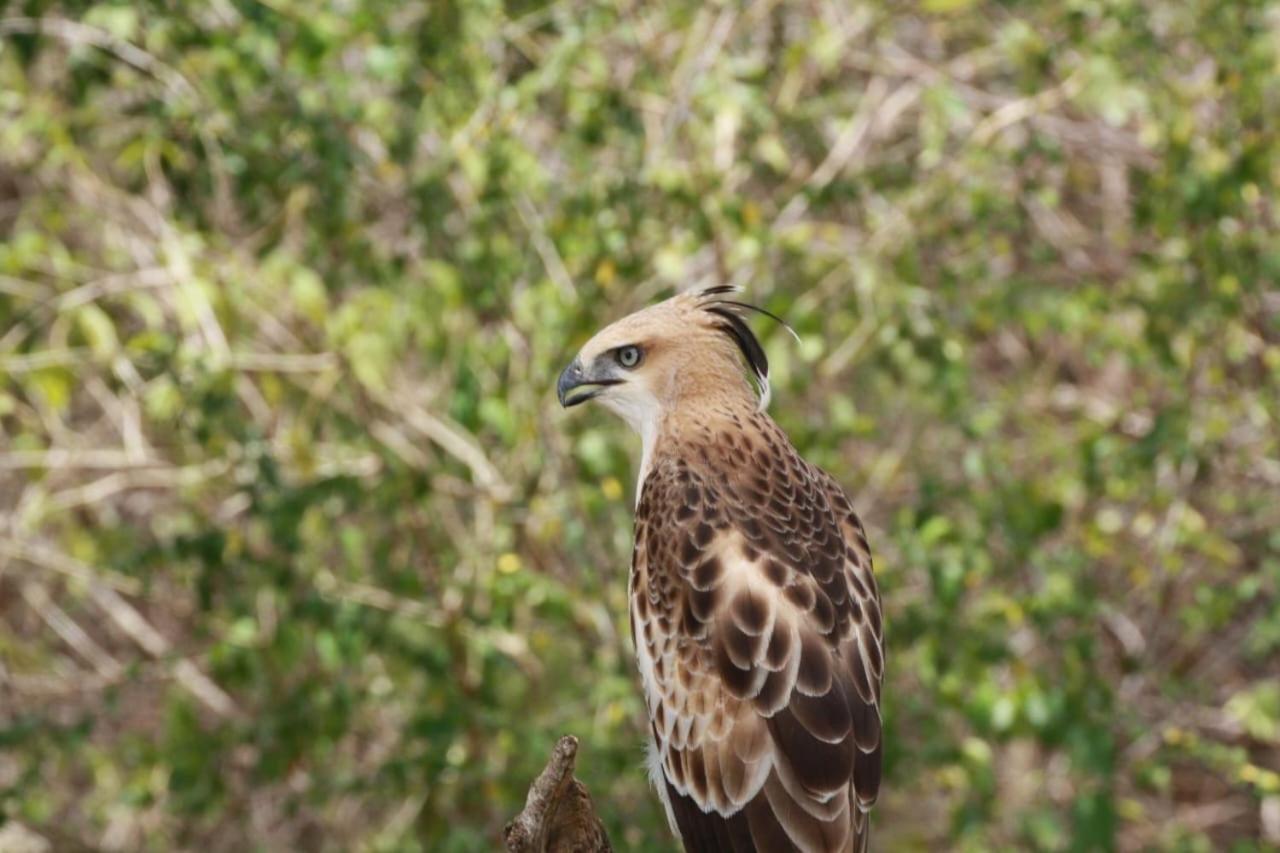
[756,371,771,412]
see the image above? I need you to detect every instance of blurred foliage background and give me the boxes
[0,0,1278,850]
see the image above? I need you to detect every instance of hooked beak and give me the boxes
[557,357,622,407]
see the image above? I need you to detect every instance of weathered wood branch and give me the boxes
[504,735,612,853]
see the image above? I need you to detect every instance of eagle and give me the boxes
[557,287,883,852]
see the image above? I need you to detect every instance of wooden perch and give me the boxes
[505,735,612,852]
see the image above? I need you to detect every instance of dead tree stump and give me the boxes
[504,735,612,852]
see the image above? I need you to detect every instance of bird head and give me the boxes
[557,287,793,434]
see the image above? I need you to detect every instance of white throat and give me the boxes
[599,389,661,506]
[634,414,659,506]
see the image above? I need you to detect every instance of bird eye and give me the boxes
[616,345,642,368]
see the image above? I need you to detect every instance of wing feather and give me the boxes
[633,416,883,852]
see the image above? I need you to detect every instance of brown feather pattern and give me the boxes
[631,408,883,852]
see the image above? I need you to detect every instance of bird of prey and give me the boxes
[557,287,883,852]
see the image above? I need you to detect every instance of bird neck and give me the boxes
[636,391,763,503]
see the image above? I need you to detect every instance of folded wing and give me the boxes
[632,437,882,853]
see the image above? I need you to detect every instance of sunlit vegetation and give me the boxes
[1,1,1277,849]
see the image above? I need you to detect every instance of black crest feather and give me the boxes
[695,288,797,409]
[708,300,799,341]
[706,305,769,381]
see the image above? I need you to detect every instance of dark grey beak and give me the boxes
[557,359,585,407]
[557,357,621,408]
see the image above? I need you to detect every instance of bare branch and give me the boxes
[0,348,91,372]
[228,352,340,372]
[516,195,577,301]
[0,537,143,595]
[0,536,238,719]
[391,397,513,500]
[0,17,197,100]
[0,449,164,470]
[20,581,125,679]
[87,583,240,720]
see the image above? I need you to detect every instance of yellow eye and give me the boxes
[616,345,642,368]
